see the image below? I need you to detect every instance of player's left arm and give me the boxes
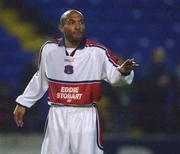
[102,49,138,85]
[117,58,139,76]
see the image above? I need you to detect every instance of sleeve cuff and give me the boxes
[123,70,134,84]
[16,96,35,108]
[16,103,29,109]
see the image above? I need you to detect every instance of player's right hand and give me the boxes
[13,105,26,127]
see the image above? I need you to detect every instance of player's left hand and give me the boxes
[117,58,139,76]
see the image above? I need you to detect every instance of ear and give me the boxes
[59,25,64,33]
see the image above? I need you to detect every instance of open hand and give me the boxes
[117,58,139,76]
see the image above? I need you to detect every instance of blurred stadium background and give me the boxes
[0,0,179,154]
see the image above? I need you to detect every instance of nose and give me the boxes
[75,22,81,30]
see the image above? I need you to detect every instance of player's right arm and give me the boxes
[13,43,49,127]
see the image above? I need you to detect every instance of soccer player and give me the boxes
[13,9,138,154]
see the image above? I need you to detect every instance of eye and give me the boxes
[68,21,74,25]
[79,20,84,25]
[66,19,75,25]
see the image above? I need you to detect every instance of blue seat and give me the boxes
[0,65,24,94]
[0,37,21,51]
[0,51,34,94]
[0,26,7,36]
[0,52,33,65]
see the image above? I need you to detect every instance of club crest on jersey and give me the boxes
[64,65,74,74]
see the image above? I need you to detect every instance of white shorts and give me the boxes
[41,104,104,154]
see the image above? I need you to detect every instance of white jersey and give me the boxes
[16,38,134,107]
[16,38,134,154]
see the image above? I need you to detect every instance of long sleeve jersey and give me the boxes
[16,38,134,108]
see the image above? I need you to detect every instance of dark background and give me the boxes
[0,0,179,153]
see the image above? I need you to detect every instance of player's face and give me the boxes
[60,12,85,43]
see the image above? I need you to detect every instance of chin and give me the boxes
[73,37,83,42]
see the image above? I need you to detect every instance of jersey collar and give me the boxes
[58,37,86,49]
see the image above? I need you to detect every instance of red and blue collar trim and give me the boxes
[58,37,87,49]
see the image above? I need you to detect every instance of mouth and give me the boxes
[73,31,83,37]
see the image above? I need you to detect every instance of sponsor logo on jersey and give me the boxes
[56,86,83,102]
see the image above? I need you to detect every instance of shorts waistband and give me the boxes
[50,102,96,107]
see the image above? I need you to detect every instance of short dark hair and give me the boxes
[60,9,84,25]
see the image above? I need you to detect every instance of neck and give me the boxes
[64,39,81,48]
